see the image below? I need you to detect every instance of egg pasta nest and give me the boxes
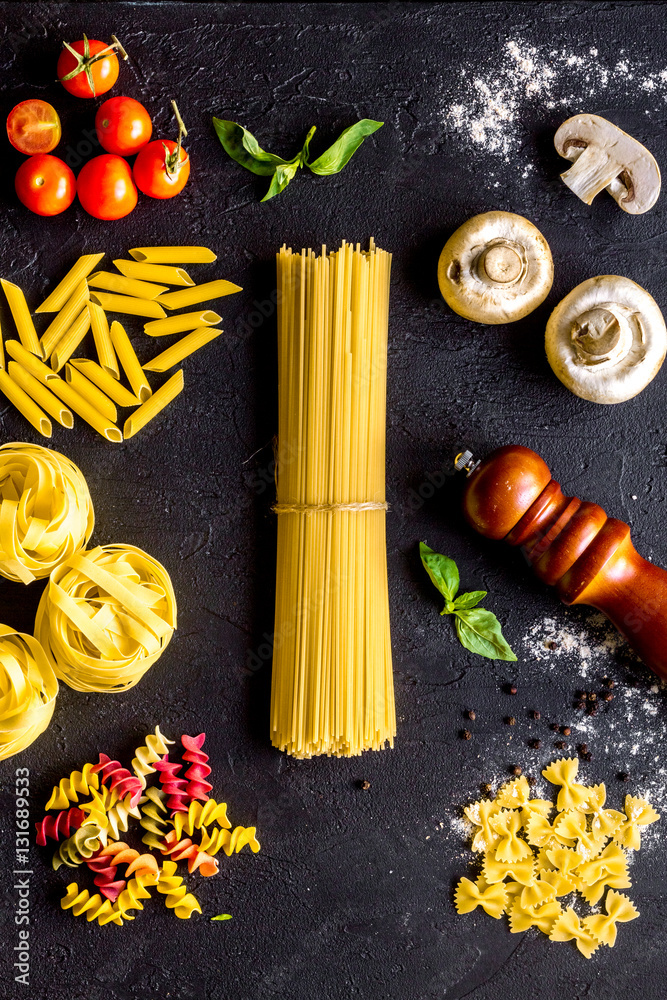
[454,757,660,958]
[35,543,176,692]
[36,727,260,924]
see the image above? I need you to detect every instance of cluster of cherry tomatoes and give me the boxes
[8,36,190,220]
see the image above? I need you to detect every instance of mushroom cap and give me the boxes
[545,275,667,404]
[554,114,661,215]
[437,211,554,324]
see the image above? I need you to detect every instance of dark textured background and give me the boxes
[0,3,666,998]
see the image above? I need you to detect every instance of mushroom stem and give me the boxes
[560,145,623,206]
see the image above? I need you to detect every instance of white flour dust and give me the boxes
[444,39,667,166]
[522,613,633,679]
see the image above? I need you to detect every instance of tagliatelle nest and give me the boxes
[35,543,176,692]
[0,625,58,760]
[454,758,659,958]
[0,442,94,583]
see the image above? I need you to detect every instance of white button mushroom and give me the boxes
[545,275,667,404]
[437,211,553,324]
[554,114,661,215]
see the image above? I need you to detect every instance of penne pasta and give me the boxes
[5,340,59,383]
[88,291,166,319]
[89,302,119,378]
[48,379,122,442]
[68,358,140,407]
[0,369,51,437]
[113,260,195,286]
[1,279,41,356]
[144,310,221,338]
[35,253,104,313]
[157,279,242,311]
[64,364,117,423]
[87,271,168,300]
[123,369,184,439]
[129,246,217,264]
[51,306,91,373]
[143,327,222,372]
[8,362,74,428]
[109,321,151,402]
[40,282,90,361]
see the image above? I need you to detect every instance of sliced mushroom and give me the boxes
[545,275,667,403]
[554,114,661,215]
[437,211,553,324]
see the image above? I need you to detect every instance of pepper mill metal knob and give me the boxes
[459,444,667,679]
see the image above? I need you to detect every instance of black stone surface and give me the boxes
[0,3,666,998]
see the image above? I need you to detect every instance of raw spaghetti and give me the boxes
[270,240,395,758]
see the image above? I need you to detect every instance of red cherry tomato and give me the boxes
[77,154,137,220]
[133,139,190,199]
[57,36,121,98]
[95,96,152,156]
[7,100,61,154]
[15,155,76,217]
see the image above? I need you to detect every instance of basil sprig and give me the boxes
[419,542,517,661]
[212,118,383,201]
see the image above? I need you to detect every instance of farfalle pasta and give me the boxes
[35,543,176,692]
[453,757,659,958]
[0,443,94,584]
[0,625,58,761]
[38,725,261,925]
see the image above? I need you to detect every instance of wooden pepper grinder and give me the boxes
[456,444,667,679]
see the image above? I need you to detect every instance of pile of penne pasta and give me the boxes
[0,246,241,442]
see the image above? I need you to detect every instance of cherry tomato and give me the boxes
[7,100,61,155]
[133,139,190,199]
[95,96,152,156]
[57,36,122,98]
[15,155,76,217]
[77,154,137,220]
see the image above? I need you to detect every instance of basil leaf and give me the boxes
[420,542,459,602]
[212,119,292,176]
[300,125,317,165]
[261,157,301,201]
[211,913,232,921]
[306,119,384,176]
[453,590,487,610]
[454,608,517,661]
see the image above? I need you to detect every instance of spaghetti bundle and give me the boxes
[270,241,395,758]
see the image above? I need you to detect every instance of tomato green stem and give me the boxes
[164,101,188,178]
[59,34,128,96]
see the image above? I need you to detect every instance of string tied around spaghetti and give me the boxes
[272,500,389,515]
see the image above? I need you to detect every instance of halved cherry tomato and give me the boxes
[95,96,152,156]
[133,140,190,199]
[7,100,61,155]
[57,35,125,98]
[15,155,76,216]
[77,154,137,220]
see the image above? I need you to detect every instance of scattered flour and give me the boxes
[521,613,634,679]
[444,38,667,167]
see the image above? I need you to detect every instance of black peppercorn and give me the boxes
[529,739,541,749]
[505,716,516,726]
[602,693,613,702]
[359,779,371,790]
[618,771,630,782]
[574,701,585,710]
[550,723,559,732]
[461,729,472,740]
[555,740,566,750]
[588,692,597,702]
[531,709,541,720]
[561,726,571,736]
[466,709,476,721]
[480,783,492,795]
[509,684,518,695]
[527,775,536,787]
[586,706,598,717]
[511,765,522,776]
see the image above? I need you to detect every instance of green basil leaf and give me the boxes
[261,157,302,201]
[454,608,517,661]
[299,125,317,165]
[306,119,384,176]
[453,590,487,610]
[420,542,459,602]
[212,118,292,176]
[211,913,232,921]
